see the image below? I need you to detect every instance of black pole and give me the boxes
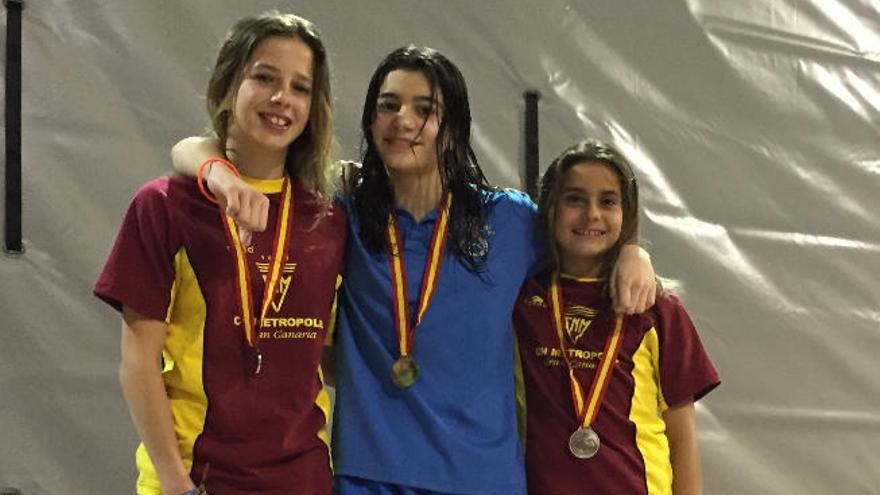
[523,90,540,200]
[4,0,24,254]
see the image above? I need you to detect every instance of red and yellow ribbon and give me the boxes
[549,272,625,429]
[220,176,294,371]
[387,193,452,358]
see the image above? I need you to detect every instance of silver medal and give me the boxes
[568,426,600,459]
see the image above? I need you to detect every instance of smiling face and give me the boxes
[227,35,314,156]
[554,161,624,277]
[369,69,442,178]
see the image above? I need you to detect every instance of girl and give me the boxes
[514,139,720,495]
[170,48,656,494]
[94,12,345,495]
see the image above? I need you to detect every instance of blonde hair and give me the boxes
[206,11,338,199]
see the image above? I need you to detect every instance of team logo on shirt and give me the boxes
[525,295,547,308]
[565,305,599,344]
[230,260,324,340]
[256,261,297,312]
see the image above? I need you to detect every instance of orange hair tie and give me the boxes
[197,157,240,204]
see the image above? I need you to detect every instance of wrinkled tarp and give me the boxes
[1,1,877,493]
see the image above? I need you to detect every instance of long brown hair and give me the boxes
[537,139,640,279]
[206,11,337,198]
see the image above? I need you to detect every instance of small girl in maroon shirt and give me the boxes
[514,139,720,495]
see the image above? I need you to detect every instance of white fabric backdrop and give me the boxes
[1,1,878,493]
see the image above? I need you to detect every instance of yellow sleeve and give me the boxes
[324,275,343,346]
[513,337,528,449]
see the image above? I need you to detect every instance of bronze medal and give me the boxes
[386,193,452,390]
[391,355,419,388]
[568,426,600,459]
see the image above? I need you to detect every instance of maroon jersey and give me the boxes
[95,176,346,495]
[514,272,720,495]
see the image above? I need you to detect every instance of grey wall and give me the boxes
[1,1,878,493]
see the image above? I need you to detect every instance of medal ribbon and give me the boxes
[387,192,452,358]
[549,272,626,429]
[220,176,294,362]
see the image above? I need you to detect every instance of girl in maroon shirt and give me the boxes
[514,139,719,495]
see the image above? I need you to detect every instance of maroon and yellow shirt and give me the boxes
[95,176,346,495]
[514,272,720,495]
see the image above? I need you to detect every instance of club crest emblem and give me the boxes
[565,305,599,344]
[256,261,298,312]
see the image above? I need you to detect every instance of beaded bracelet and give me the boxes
[196,157,240,205]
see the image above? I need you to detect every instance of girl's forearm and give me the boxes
[664,401,702,495]
[120,310,195,495]
[171,136,223,178]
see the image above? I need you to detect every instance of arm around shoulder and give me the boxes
[171,136,222,178]
[611,244,656,314]
[170,135,268,236]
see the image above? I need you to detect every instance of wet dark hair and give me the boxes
[206,11,336,198]
[346,45,494,272]
[537,139,640,279]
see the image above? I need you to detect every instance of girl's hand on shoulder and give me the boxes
[207,165,269,246]
[610,244,656,314]
[171,136,268,246]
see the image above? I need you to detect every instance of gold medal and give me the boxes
[391,355,419,388]
[568,426,600,459]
